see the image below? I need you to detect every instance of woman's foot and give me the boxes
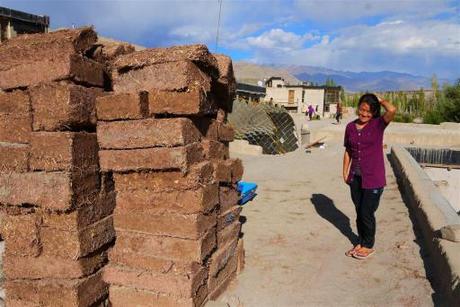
[352,247,375,260]
[345,244,361,257]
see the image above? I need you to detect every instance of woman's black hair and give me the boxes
[358,93,381,118]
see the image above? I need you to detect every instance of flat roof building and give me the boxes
[0,6,49,42]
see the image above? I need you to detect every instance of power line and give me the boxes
[215,0,223,52]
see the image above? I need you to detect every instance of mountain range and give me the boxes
[234,62,448,92]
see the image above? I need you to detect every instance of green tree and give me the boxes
[325,78,336,87]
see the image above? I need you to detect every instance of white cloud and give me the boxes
[245,28,319,51]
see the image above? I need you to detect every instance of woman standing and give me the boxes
[342,93,396,259]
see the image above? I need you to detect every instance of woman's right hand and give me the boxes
[343,173,349,184]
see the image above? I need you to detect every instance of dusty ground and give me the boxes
[214,116,437,307]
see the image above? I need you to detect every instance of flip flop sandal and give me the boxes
[352,248,375,260]
[345,245,361,257]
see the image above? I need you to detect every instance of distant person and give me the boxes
[336,103,343,124]
[343,93,396,260]
[307,105,315,120]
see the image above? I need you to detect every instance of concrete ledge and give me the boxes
[390,145,460,305]
[229,140,263,156]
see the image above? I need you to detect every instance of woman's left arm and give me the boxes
[378,97,397,124]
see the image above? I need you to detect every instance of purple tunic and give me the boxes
[344,116,388,189]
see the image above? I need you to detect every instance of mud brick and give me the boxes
[0,171,99,211]
[114,161,213,192]
[208,253,238,293]
[0,142,29,172]
[0,53,104,90]
[104,264,208,298]
[40,215,114,258]
[213,54,236,112]
[4,250,107,279]
[217,221,241,247]
[109,247,199,273]
[226,158,244,182]
[5,270,107,307]
[217,122,235,142]
[115,183,218,214]
[97,118,201,149]
[30,82,102,131]
[0,90,30,114]
[208,269,236,301]
[30,131,98,172]
[2,212,41,257]
[41,173,115,231]
[109,284,208,307]
[90,40,135,63]
[219,185,239,213]
[149,88,217,115]
[202,140,229,160]
[0,113,32,143]
[96,91,148,120]
[100,142,204,173]
[192,117,218,140]
[113,60,211,95]
[208,238,238,278]
[114,209,216,240]
[237,239,245,274]
[114,228,216,262]
[213,160,232,183]
[112,44,218,76]
[218,206,242,231]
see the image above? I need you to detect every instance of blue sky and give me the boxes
[1,0,459,79]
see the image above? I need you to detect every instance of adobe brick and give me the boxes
[40,215,114,258]
[112,60,211,95]
[2,211,41,257]
[41,173,116,231]
[208,269,236,301]
[115,183,218,214]
[4,250,107,279]
[5,269,107,307]
[109,247,199,273]
[225,158,244,183]
[0,142,29,172]
[237,238,245,274]
[30,132,98,172]
[212,160,232,183]
[111,44,218,76]
[217,221,241,248]
[0,113,32,143]
[208,253,238,293]
[217,122,235,142]
[109,283,208,307]
[97,118,201,149]
[99,142,204,173]
[113,161,213,192]
[0,90,30,114]
[208,238,238,278]
[148,88,218,116]
[202,140,229,160]
[0,171,99,211]
[113,209,216,240]
[192,117,218,140]
[114,228,216,263]
[218,206,242,231]
[104,264,208,298]
[213,54,236,112]
[29,82,102,131]
[96,91,148,120]
[219,185,239,213]
[0,53,104,90]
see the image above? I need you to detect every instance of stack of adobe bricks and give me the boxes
[98,45,245,306]
[0,28,116,306]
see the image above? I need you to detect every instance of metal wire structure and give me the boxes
[228,100,299,154]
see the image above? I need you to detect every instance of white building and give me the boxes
[264,77,341,117]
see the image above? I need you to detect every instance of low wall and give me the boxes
[390,145,460,305]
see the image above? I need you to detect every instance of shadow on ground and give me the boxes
[310,193,359,245]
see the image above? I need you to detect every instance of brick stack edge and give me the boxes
[98,45,245,306]
[0,28,115,306]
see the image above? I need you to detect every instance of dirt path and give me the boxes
[214,140,435,306]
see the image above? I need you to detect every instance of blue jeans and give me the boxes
[349,174,383,248]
